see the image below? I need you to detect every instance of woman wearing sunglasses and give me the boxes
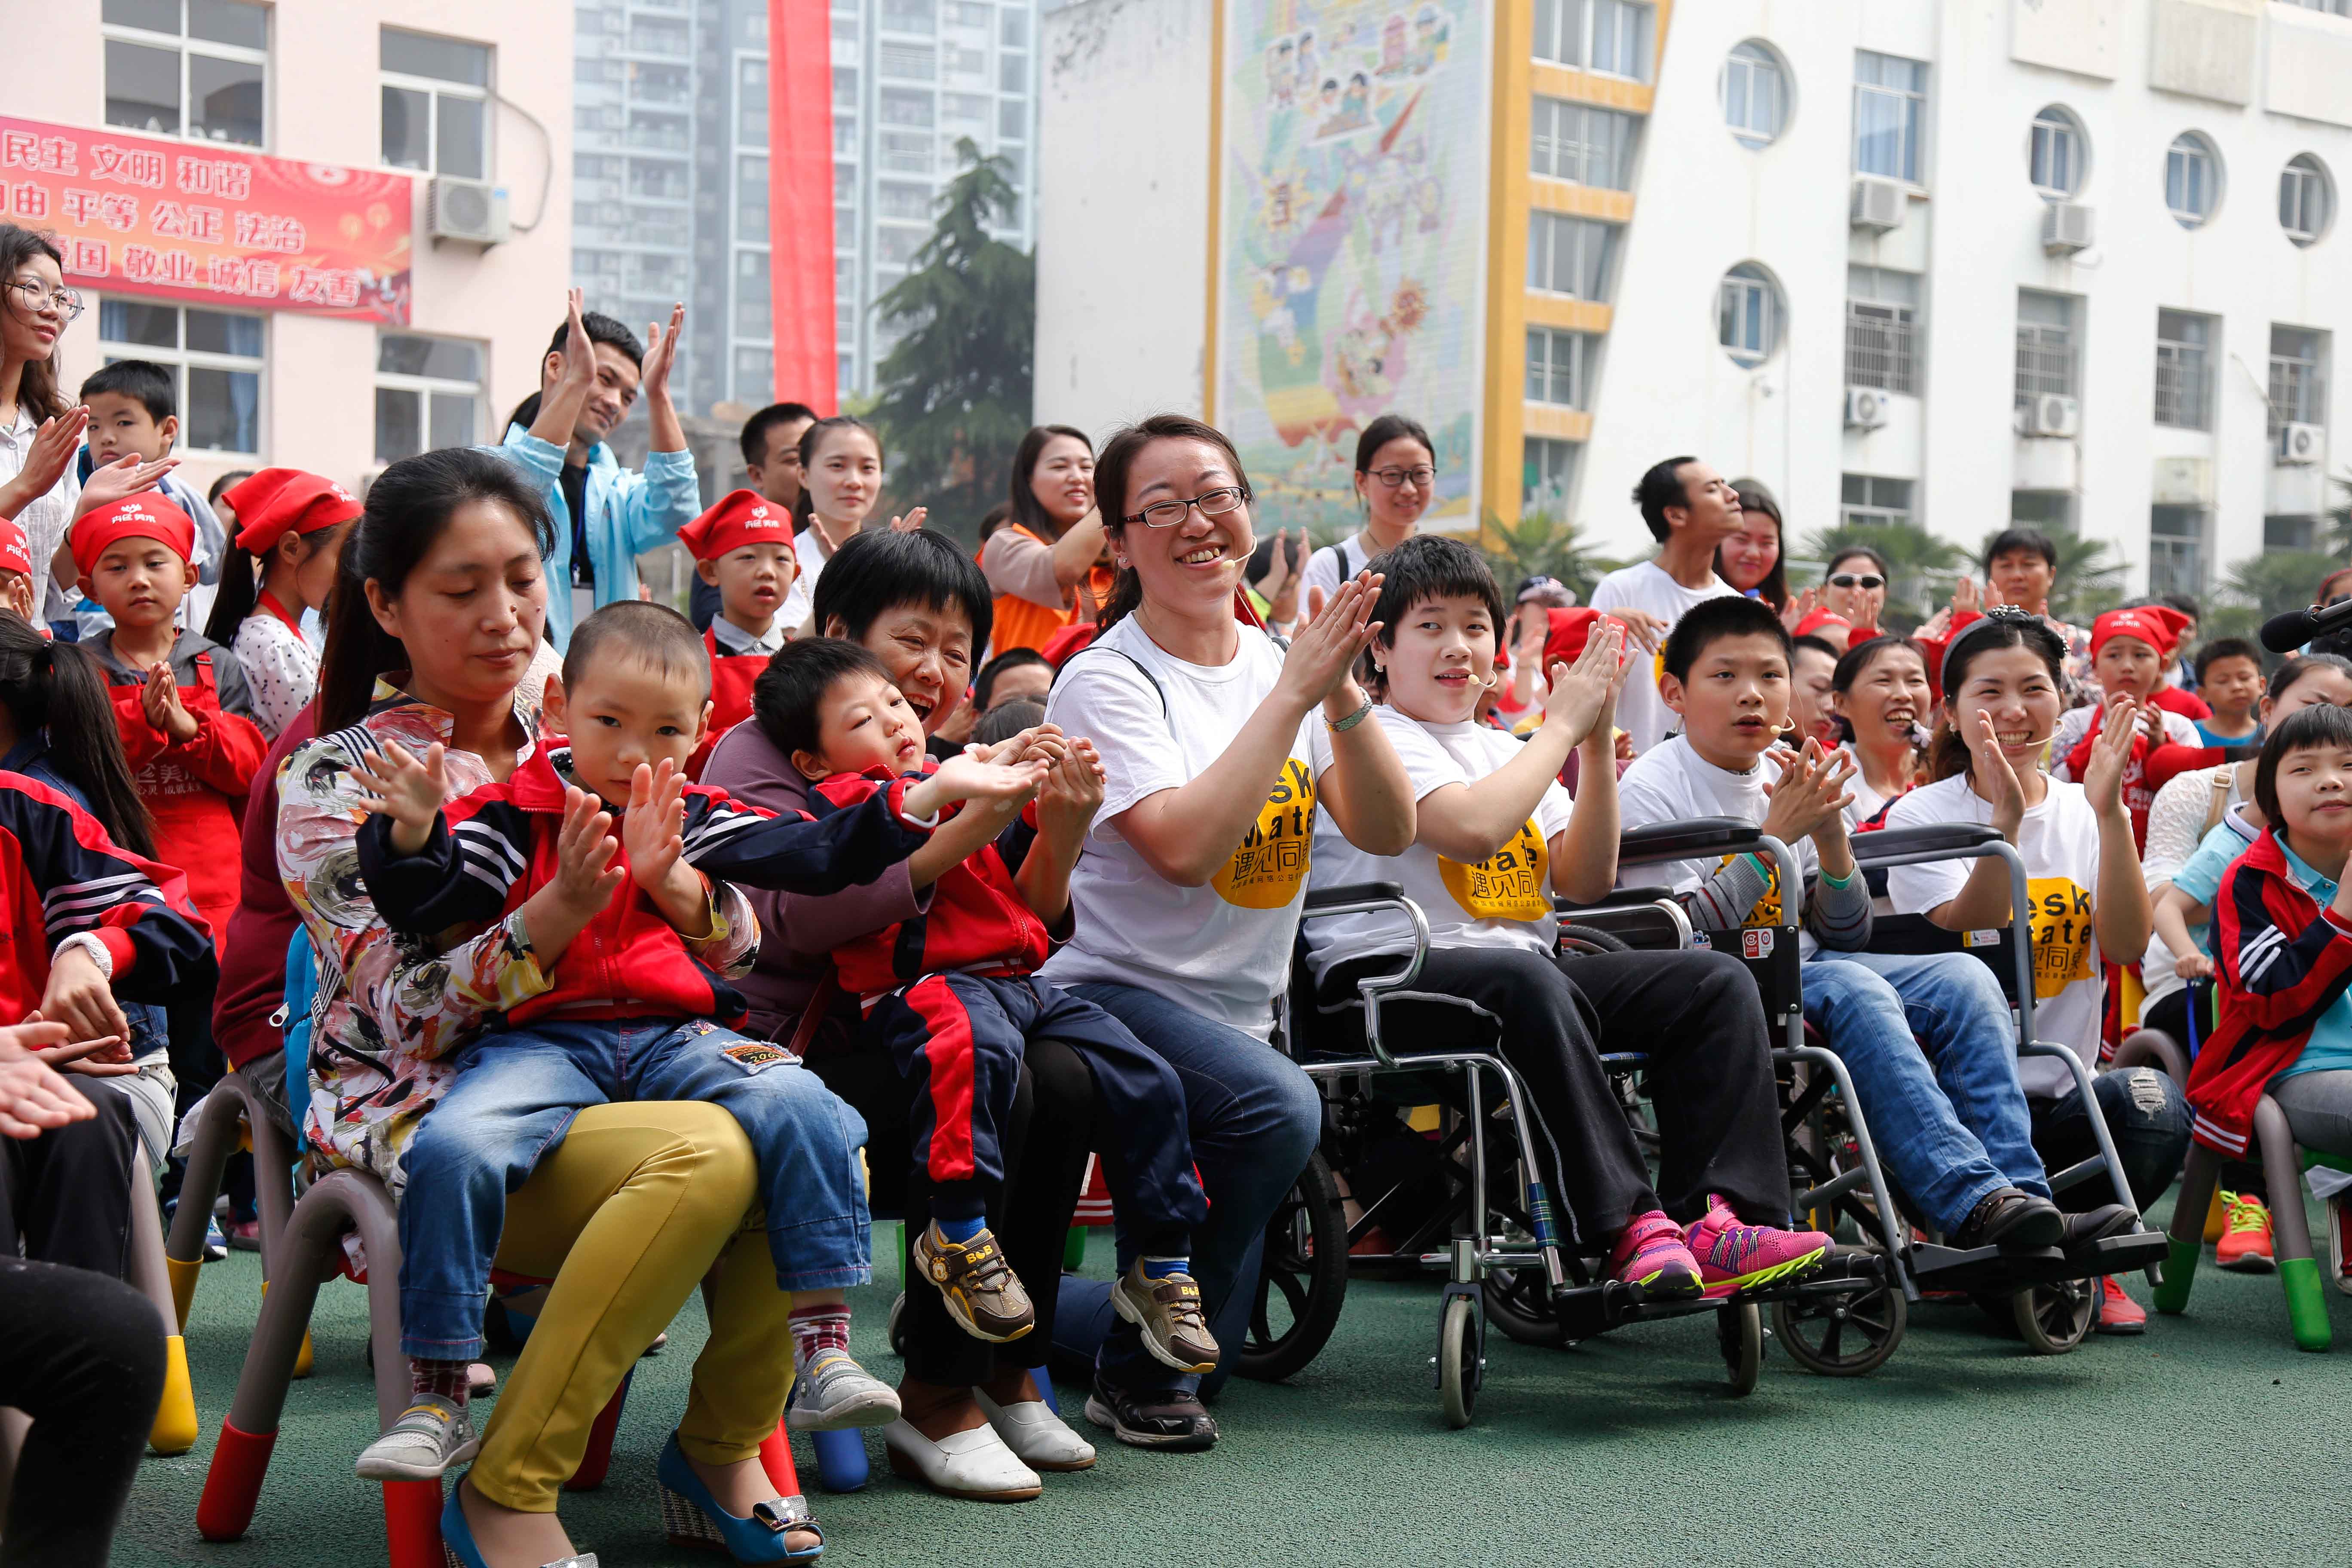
[1822,546,1889,638]
[1300,413,1435,609]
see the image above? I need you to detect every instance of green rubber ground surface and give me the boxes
[114,1214,2352,1568]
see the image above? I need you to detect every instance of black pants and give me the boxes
[0,1256,165,1567]
[0,1075,141,1278]
[1322,945,1792,1246]
[2030,1066,2192,1213]
[807,1035,1093,1387]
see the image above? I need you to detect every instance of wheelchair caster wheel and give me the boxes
[1719,1301,1761,1396]
[1772,1276,1907,1377]
[1238,1151,1348,1383]
[2013,1278,2094,1355]
[1437,1294,1481,1429]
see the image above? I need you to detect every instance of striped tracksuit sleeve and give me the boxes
[2217,861,2352,1033]
[6,778,217,1001]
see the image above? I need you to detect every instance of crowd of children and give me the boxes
[8,219,2352,1565]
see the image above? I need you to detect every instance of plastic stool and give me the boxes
[2155,1094,2331,1351]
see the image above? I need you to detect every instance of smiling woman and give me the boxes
[983,424,1110,656]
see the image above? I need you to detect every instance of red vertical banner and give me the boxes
[769,0,838,413]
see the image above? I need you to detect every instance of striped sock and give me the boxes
[409,1357,470,1407]
[787,1304,851,1373]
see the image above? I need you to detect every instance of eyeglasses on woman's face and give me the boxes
[1124,486,1250,528]
[4,278,83,322]
[1367,465,1436,490]
[1828,573,1885,591]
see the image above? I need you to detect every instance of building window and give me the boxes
[1841,475,1914,530]
[374,334,481,464]
[2014,289,2079,409]
[1853,52,1926,184]
[880,0,937,33]
[879,131,931,174]
[735,250,772,339]
[103,0,268,147]
[1000,53,1026,93]
[2281,154,2334,247]
[733,347,775,405]
[2029,106,2085,199]
[737,155,769,237]
[2280,0,2352,12]
[1525,328,1596,409]
[1844,267,1920,395]
[880,89,934,128]
[2269,325,2329,435]
[2153,309,2215,431]
[880,42,937,80]
[2166,133,2221,228]
[2266,514,2321,553]
[98,300,262,456]
[1721,41,1787,149]
[2012,490,2075,533]
[738,58,769,147]
[1000,98,1027,140]
[1530,98,1635,188]
[878,182,931,220]
[1526,212,1615,300]
[2149,505,2208,598]
[1532,0,1653,80]
[1717,263,1783,367]
[1524,438,1580,508]
[382,28,491,179]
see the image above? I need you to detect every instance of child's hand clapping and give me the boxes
[351,741,451,855]
[141,663,199,745]
[622,760,693,898]
[552,786,628,912]
[1034,736,1106,847]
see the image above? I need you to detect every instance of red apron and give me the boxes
[109,651,268,954]
[688,624,771,780]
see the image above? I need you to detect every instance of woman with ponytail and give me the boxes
[1828,634,1931,827]
[0,611,154,856]
[202,469,359,738]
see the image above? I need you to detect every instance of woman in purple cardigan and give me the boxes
[700,528,1098,1503]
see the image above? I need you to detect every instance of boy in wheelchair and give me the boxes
[1617,597,2132,1258]
[1301,539,1831,1298]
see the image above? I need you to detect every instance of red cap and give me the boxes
[1792,607,1853,641]
[2091,604,2191,663]
[72,496,195,577]
[0,515,32,576]
[1542,608,1631,670]
[224,468,360,554]
[677,490,797,563]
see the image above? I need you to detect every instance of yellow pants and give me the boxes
[468,1102,793,1512]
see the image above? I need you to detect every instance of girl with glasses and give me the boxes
[1301,412,1435,609]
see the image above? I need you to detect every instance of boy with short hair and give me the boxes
[1616,595,2074,1253]
[677,488,799,770]
[2191,637,2265,748]
[769,637,1215,1373]
[76,361,227,636]
[348,601,1047,1479]
[1587,456,1745,753]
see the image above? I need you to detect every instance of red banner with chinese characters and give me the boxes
[0,115,414,325]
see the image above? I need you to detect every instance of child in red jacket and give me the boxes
[680,488,798,776]
[773,637,1215,1378]
[2052,604,2209,848]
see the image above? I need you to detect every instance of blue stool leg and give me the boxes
[1032,1364,1057,1416]
[808,1427,869,1492]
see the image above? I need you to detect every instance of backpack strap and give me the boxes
[2203,766,2232,838]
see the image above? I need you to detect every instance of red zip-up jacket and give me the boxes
[809,763,1048,1001]
[0,771,217,1020]
[355,747,936,1027]
[2187,826,2352,1155]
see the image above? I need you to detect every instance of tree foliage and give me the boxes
[867,140,1035,545]
[1482,508,1621,606]
[1795,520,1967,630]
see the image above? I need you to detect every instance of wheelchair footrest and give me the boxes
[1547,1277,1721,1338]
[1906,1241,2073,1295]
[2082,1229,2171,1276]
[1745,1247,1891,1301]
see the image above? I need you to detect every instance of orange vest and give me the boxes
[989,524,1115,656]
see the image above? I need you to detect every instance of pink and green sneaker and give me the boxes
[1609,1210,1703,1298]
[1684,1195,1832,1298]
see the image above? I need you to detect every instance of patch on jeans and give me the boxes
[2122,1068,2169,1115]
[719,1039,794,1074]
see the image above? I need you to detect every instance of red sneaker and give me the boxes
[2215,1191,2275,1273]
[2094,1275,2146,1335]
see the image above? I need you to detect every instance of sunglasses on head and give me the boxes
[1828,573,1885,591]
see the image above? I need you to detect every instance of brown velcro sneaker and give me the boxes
[1112,1263,1220,1375]
[912,1220,1035,1343]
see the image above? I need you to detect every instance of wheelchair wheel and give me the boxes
[1238,1151,1348,1382]
[1771,1274,1907,1377]
[1437,1293,1481,1429]
[1719,1300,1762,1396]
[2012,1279,2095,1355]
[1557,924,1632,957]
[1482,1264,1566,1348]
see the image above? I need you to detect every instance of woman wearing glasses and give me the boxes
[1821,545,1890,639]
[1300,413,1435,608]
[1041,414,1413,1452]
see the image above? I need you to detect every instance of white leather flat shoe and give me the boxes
[882,1418,1042,1501]
[974,1388,1096,1472]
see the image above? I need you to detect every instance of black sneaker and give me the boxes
[2061,1203,2138,1252]
[1083,1374,1219,1452]
[1951,1188,2064,1252]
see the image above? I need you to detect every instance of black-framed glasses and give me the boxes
[1369,465,1436,490]
[1828,573,1885,591]
[4,279,83,322]
[1124,486,1250,529]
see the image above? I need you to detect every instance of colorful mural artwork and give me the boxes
[1218,0,1488,536]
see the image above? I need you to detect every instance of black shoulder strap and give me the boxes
[1052,645,1169,716]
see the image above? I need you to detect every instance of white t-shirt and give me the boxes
[780,524,837,632]
[1299,532,1374,609]
[1615,736,1821,957]
[1039,614,1332,1038]
[1303,706,1574,985]
[1883,772,2103,1094]
[1587,560,1738,756]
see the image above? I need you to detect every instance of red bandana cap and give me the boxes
[72,496,195,577]
[0,516,32,576]
[677,490,797,563]
[224,468,361,554]
[1792,607,1854,641]
[2091,604,2191,664]
[1543,607,1632,670]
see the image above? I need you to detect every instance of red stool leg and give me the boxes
[382,1478,444,1568]
[565,1369,632,1491]
[758,1420,801,1495]
[195,1421,277,1541]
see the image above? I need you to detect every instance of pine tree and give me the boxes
[867,139,1035,545]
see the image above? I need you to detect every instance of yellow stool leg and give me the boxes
[150,1333,199,1454]
[167,1254,203,1331]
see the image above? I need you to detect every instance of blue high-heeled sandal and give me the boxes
[439,1482,599,1568]
[655,1433,824,1563]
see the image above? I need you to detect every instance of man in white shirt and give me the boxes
[1588,456,1746,755]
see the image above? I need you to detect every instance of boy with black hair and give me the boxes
[2193,637,2265,747]
[677,489,799,768]
[694,400,819,632]
[1617,595,2076,1254]
[973,646,1051,715]
[1588,456,1744,754]
[74,360,226,637]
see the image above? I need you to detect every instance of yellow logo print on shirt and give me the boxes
[1720,852,1783,927]
[1440,818,1551,923]
[2026,876,2095,1000]
[1213,757,1316,910]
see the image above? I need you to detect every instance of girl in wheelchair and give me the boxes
[1301,538,1830,1298]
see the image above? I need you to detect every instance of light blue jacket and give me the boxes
[489,423,702,648]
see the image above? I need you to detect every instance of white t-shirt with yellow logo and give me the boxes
[1882,772,2102,1096]
[1615,736,1822,956]
[1039,614,1331,1038]
[1302,707,1575,988]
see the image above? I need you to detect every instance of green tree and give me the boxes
[1482,508,1621,605]
[867,140,1034,545]
[2202,550,2345,648]
[1796,520,1966,631]
[2041,532,2130,625]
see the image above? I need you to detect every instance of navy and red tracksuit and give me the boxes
[2187,827,2352,1156]
[809,766,1207,1245]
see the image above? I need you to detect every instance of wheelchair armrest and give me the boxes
[1303,881,1406,913]
[1559,886,1673,912]
[1851,824,2006,864]
[1617,818,1759,865]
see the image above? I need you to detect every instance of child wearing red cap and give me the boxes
[199,469,359,738]
[677,488,798,772]
[0,514,40,623]
[2053,605,2207,847]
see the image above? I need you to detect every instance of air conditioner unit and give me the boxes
[1850,177,1906,232]
[2279,420,2325,466]
[2027,393,2080,438]
[2041,202,2095,255]
[426,177,511,246]
[1844,386,1890,431]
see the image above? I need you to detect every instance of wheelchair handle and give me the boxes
[1616,817,1759,865]
[1303,880,1406,912]
[1850,823,2005,858]
[1849,834,2037,1046]
[1299,886,1430,1070]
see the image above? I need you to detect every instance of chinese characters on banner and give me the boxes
[0,115,414,325]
